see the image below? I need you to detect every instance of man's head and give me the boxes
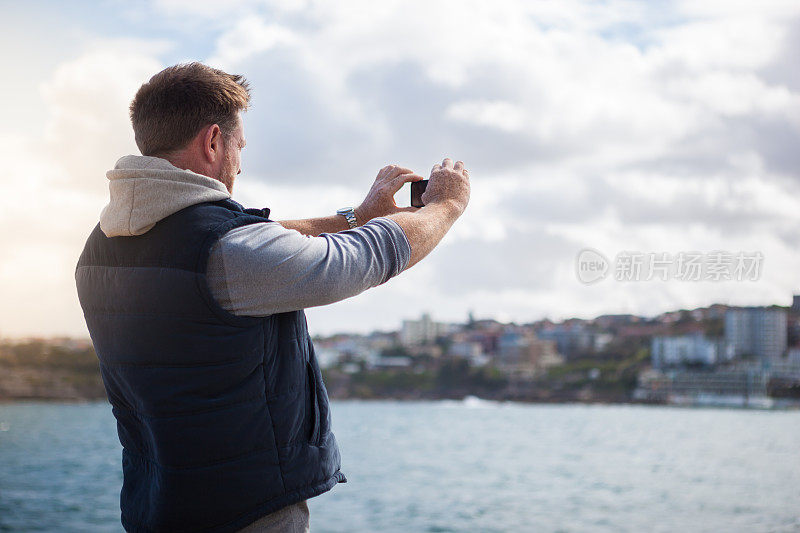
[129,62,250,193]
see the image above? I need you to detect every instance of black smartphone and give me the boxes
[411,180,428,208]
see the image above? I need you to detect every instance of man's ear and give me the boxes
[201,124,223,163]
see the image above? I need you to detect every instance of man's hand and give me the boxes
[421,158,470,216]
[355,165,424,225]
[384,157,470,269]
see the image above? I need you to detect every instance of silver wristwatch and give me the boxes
[336,207,358,229]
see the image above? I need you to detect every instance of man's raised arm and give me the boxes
[205,158,469,317]
[276,165,425,236]
[276,157,470,266]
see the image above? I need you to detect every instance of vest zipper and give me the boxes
[306,361,321,445]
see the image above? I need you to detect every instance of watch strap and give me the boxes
[336,207,358,229]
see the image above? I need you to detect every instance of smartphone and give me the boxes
[411,180,428,208]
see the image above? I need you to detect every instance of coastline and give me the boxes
[2,339,797,410]
[2,392,798,410]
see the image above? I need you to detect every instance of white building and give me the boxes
[725,307,787,360]
[651,333,728,369]
[400,313,450,345]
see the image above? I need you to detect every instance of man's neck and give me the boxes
[161,152,231,192]
[162,152,205,176]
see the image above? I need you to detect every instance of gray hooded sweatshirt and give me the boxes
[99,154,411,318]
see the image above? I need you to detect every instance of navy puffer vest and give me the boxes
[75,198,345,533]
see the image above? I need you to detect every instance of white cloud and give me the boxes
[446,100,527,133]
[40,40,165,195]
[0,39,165,337]
[207,17,299,68]
[2,1,800,337]
[153,0,261,18]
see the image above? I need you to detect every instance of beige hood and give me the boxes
[99,155,231,237]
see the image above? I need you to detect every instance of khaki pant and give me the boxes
[236,501,310,533]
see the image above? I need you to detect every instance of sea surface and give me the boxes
[0,400,798,532]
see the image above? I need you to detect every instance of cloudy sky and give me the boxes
[2,0,799,338]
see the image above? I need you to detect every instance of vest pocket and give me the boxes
[306,361,321,445]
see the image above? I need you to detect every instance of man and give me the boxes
[75,62,469,533]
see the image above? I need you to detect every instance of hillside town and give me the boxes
[3,297,800,407]
[313,297,800,407]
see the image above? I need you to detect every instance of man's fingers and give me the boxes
[380,165,415,181]
[395,172,424,183]
[432,158,466,176]
[378,164,397,179]
[386,172,424,195]
[389,166,414,179]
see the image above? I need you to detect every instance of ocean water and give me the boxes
[0,400,798,532]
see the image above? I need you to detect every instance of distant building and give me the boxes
[651,333,731,369]
[448,329,500,358]
[497,330,563,378]
[787,315,800,347]
[448,340,483,360]
[400,313,450,346]
[725,307,787,360]
[314,334,382,367]
[792,295,800,314]
[537,323,594,358]
[446,337,491,366]
[593,332,613,352]
[634,366,771,406]
[313,346,339,369]
[497,331,528,362]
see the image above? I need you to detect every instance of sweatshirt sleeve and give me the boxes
[206,216,411,317]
